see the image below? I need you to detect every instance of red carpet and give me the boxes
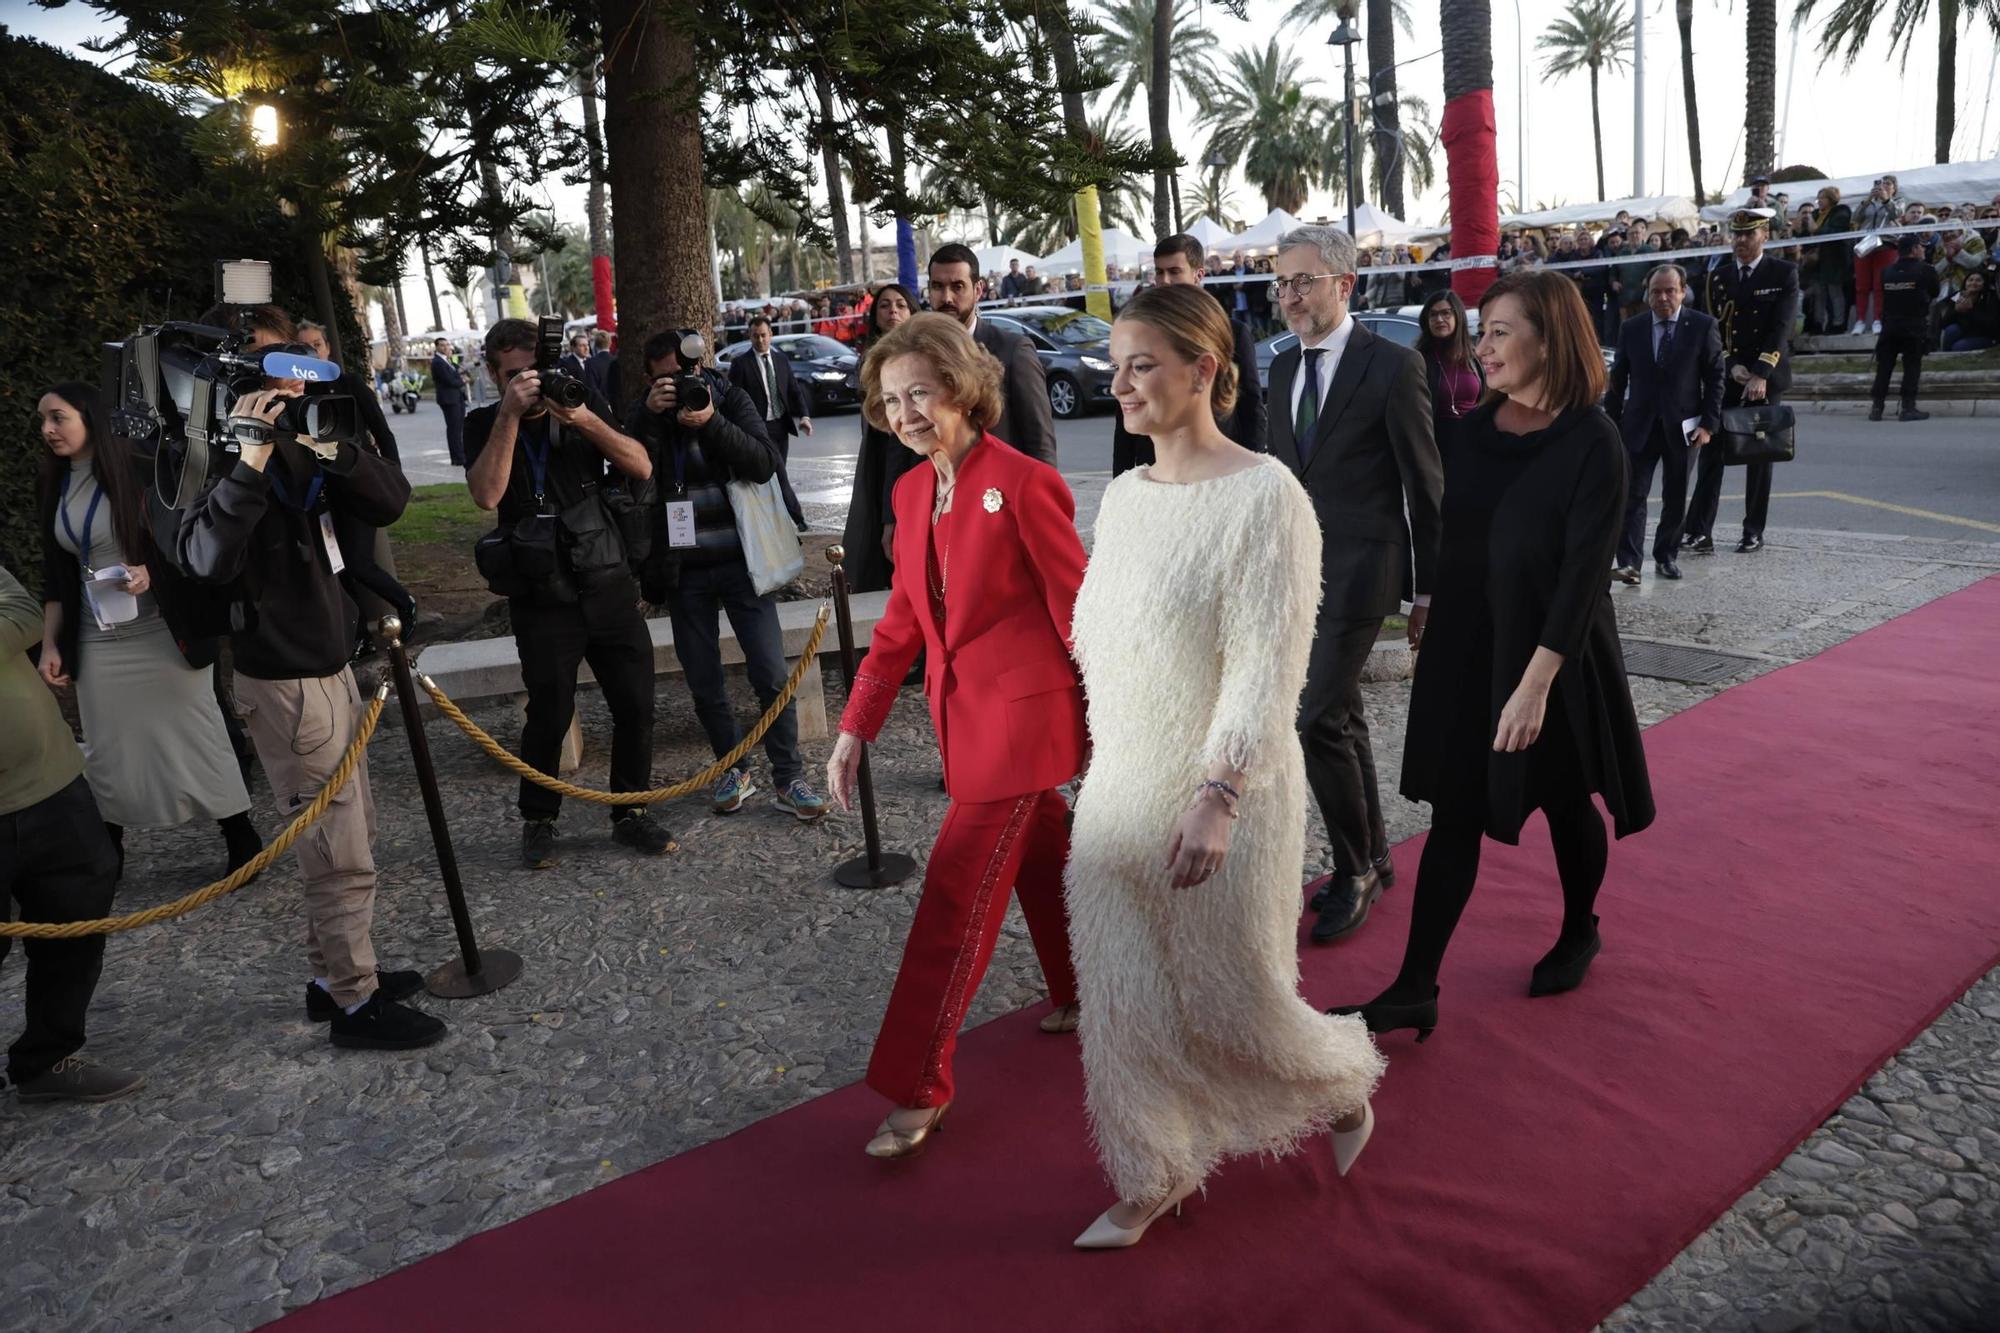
[284,577,2000,1332]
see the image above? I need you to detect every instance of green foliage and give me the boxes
[0,30,361,584]
[1537,0,1635,80]
[1199,39,1346,215]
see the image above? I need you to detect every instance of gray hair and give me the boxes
[1646,263,1688,289]
[1277,224,1357,276]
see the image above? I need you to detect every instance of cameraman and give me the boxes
[626,330,827,822]
[464,318,674,869]
[177,303,444,1051]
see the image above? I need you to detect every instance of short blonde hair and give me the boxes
[1115,284,1239,418]
[860,312,1005,434]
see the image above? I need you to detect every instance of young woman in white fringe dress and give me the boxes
[1066,285,1385,1249]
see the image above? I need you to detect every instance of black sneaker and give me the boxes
[1868,403,1885,421]
[611,811,677,855]
[1898,408,1930,422]
[522,819,559,869]
[328,991,447,1051]
[13,1055,146,1103]
[306,969,426,1023]
[1689,535,1715,555]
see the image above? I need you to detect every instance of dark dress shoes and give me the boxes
[1309,869,1383,943]
[1529,918,1602,997]
[1611,565,1641,585]
[1736,535,1765,553]
[1868,403,1886,421]
[1899,408,1930,422]
[1688,535,1715,555]
[1655,558,1682,580]
[1328,987,1440,1043]
[1307,854,1396,912]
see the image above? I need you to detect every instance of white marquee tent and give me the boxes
[1700,160,2000,220]
[1350,202,1423,248]
[1183,216,1241,251]
[1035,226,1151,275]
[974,243,1044,275]
[1228,207,1304,254]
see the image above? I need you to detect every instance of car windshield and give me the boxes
[779,336,851,360]
[1017,311,1112,345]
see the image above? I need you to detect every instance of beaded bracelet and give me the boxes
[1195,780,1242,818]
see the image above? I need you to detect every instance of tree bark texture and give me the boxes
[1744,0,1776,182]
[1367,0,1405,218]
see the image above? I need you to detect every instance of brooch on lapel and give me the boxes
[983,487,1004,513]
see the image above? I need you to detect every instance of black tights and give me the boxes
[1384,792,1608,1001]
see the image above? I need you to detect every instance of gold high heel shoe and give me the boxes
[864,1103,950,1159]
[1039,1003,1080,1034]
[1073,1181,1198,1249]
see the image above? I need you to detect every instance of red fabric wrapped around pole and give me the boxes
[592,255,617,333]
[1442,88,1500,307]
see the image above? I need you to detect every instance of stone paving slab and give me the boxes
[0,528,1996,1332]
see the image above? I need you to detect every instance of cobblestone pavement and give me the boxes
[1,527,1996,1332]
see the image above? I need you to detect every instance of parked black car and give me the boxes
[715,333,861,413]
[980,307,1118,419]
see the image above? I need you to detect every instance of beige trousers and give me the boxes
[235,669,380,1008]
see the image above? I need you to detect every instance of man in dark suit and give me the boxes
[561,333,592,382]
[925,242,1057,464]
[1112,233,1267,475]
[584,331,619,408]
[1266,225,1443,944]
[1605,263,1726,583]
[429,336,467,466]
[725,315,811,530]
[1684,209,1800,554]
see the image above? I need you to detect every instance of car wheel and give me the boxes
[1047,373,1080,419]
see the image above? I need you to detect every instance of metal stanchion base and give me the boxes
[426,948,525,999]
[834,852,916,890]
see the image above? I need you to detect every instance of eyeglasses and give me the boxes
[1270,273,1344,298]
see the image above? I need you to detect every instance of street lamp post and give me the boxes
[1328,17,1361,237]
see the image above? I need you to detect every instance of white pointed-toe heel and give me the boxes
[1073,1182,1197,1249]
[1332,1100,1375,1178]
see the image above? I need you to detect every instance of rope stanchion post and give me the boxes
[824,547,915,890]
[378,616,524,999]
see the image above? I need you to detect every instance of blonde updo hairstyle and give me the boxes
[1114,283,1239,418]
[860,312,1006,436]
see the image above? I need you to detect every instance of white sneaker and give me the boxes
[1872,320,1883,334]
[1848,322,1865,336]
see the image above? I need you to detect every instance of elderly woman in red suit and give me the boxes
[827,313,1087,1159]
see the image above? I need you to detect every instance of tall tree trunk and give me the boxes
[1440,0,1498,305]
[418,239,445,331]
[1676,0,1705,203]
[1150,0,1174,238]
[1042,6,1111,317]
[1743,0,1776,182]
[1367,0,1405,218]
[601,0,715,401]
[578,55,617,329]
[812,65,855,284]
[858,195,872,283]
[377,285,405,383]
[1936,0,1959,163]
[1589,63,1606,200]
[985,194,1001,247]
[479,158,525,320]
[890,120,918,291]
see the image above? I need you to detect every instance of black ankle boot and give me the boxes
[1530,916,1601,997]
[219,813,263,874]
[104,822,126,882]
[1328,986,1441,1043]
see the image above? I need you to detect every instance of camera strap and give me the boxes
[523,429,552,508]
[59,468,107,573]
[266,468,324,513]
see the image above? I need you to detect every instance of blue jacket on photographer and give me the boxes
[620,328,827,823]
[463,317,674,863]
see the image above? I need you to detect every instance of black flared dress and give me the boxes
[1400,400,1656,844]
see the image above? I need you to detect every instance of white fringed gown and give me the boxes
[1066,456,1385,1202]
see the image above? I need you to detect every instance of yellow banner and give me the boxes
[1076,186,1111,321]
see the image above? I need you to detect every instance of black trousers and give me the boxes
[1298,615,1388,880]
[1618,423,1691,568]
[0,775,119,1085]
[1688,382,1776,543]
[1871,334,1926,408]
[770,422,809,530]
[509,577,656,822]
[440,399,467,467]
[665,558,804,787]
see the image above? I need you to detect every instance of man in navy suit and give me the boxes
[429,336,467,466]
[726,316,811,530]
[1605,263,1726,582]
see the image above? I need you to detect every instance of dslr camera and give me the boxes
[534,315,590,411]
[657,329,712,413]
[103,259,360,508]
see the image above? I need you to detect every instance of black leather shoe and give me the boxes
[1679,531,1697,549]
[1372,853,1396,890]
[1689,535,1715,555]
[328,991,447,1051]
[1309,869,1382,943]
[521,819,558,869]
[1311,855,1398,910]
[1899,408,1930,422]
[1736,535,1764,553]
[1611,565,1641,585]
[1655,558,1682,580]
[1868,403,1885,421]
[1529,918,1602,997]
[307,969,426,1022]
[1328,987,1440,1042]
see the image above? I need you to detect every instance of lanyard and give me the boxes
[668,438,689,495]
[58,468,106,565]
[524,428,551,503]
[268,467,324,512]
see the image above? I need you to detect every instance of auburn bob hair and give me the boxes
[1477,269,1608,412]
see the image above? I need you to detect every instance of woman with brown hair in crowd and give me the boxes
[1416,289,1484,450]
[838,282,919,593]
[1331,269,1655,1042]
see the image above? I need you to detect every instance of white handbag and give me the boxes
[728,475,804,595]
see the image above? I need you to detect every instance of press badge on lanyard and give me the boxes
[270,468,342,573]
[318,513,346,573]
[664,444,697,548]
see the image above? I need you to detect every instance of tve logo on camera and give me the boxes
[261,351,342,383]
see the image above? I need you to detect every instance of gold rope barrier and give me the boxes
[0,686,390,939]
[419,605,832,805]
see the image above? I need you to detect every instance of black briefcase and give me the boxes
[1716,403,1796,465]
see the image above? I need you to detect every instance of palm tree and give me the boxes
[1035,3,1115,316]
[575,55,614,327]
[1537,0,1634,202]
[1793,0,2000,165]
[1279,0,1415,214]
[1439,0,1498,304]
[1673,0,1707,203]
[1093,0,1222,236]
[1744,0,1777,180]
[1189,170,1244,231]
[1200,40,1345,215]
[1372,92,1439,201]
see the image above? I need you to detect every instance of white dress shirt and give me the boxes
[1288,313,1358,430]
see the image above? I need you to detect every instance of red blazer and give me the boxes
[839,435,1088,804]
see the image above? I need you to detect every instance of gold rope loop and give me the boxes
[419,604,832,804]
[0,687,391,939]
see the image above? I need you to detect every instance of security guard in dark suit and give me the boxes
[1684,208,1800,554]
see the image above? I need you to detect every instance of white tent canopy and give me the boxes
[975,243,1044,275]
[1035,226,1151,275]
[1489,194,1699,234]
[1350,201,1422,248]
[1700,160,2000,220]
[1228,207,1304,254]
[1183,216,1241,250]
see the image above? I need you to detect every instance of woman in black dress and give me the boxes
[1416,290,1484,451]
[1332,270,1655,1040]
[838,283,919,592]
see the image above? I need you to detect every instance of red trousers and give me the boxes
[1854,247,1897,326]
[866,789,1078,1109]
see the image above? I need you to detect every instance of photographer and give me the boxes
[176,303,444,1051]
[626,330,827,822]
[464,318,673,869]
